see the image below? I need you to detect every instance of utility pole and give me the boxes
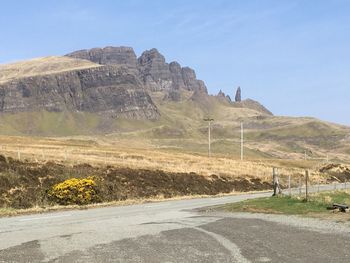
[305,170,309,201]
[204,118,214,157]
[240,122,244,161]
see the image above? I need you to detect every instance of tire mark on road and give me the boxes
[193,226,251,263]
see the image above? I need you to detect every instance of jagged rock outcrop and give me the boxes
[0,46,211,121]
[235,86,241,102]
[137,48,173,91]
[216,90,232,103]
[217,90,226,98]
[0,65,160,119]
[138,48,208,93]
[180,67,207,93]
[66,47,138,73]
[67,47,207,94]
[1,45,274,124]
[169,62,186,90]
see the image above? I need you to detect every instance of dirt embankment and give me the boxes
[319,163,350,182]
[0,154,272,209]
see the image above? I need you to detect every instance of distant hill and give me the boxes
[0,46,349,161]
[0,56,101,84]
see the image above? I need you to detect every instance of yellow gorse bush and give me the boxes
[49,177,99,205]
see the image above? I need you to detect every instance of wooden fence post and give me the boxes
[272,168,282,196]
[272,168,277,196]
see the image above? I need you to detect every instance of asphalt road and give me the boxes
[1,184,350,262]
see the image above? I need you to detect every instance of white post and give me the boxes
[240,122,243,161]
[208,121,211,158]
[204,118,214,158]
[17,148,21,160]
[288,175,291,196]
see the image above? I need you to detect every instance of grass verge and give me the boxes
[220,190,350,216]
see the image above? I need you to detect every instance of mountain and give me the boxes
[0,46,349,161]
[66,47,208,94]
[0,56,159,119]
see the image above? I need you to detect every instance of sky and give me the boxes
[0,0,349,125]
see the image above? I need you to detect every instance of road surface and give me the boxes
[1,184,350,262]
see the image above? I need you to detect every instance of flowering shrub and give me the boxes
[49,177,99,205]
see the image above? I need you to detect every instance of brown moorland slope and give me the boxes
[0,56,101,83]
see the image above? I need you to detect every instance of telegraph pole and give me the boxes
[240,122,244,161]
[204,118,214,157]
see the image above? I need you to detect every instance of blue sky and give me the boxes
[0,0,349,125]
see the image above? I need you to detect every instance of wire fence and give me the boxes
[0,144,348,193]
[272,167,349,198]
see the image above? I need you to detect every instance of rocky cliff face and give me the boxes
[0,46,273,123]
[138,49,207,93]
[0,65,159,120]
[0,46,210,121]
[137,48,173,91]
[66,47,138,73]
[67,47,208,94]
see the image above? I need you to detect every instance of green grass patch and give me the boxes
[222,190,350,215]
[0,207,17,216]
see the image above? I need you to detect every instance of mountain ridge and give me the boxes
[0,46,348,161]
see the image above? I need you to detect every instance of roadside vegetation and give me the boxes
[49,177,99,205]
[221,190,350,216]
[0,134,349,216]
[0,154,274,214]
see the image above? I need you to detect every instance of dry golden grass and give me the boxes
[0,135,330,187]
[0,56,101,83]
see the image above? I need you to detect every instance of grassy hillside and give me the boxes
[0,56,348,162]
[0,56,101,83]
[0,89,348,162]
